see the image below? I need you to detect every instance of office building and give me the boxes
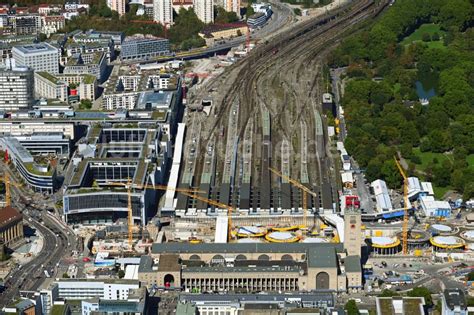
[55,279,140,300]
[63,126,170,225]
[153,0,173,25]
[12,42,59,74]
[441,288,467,315]
[223,0,240,18]
[139,242,362,293]
[194,0,214,23]
[0,121,75,139]
[63,52,107,82]
[247,12,267,29]
[121,37,170,61]
[14,133,72,157]
[34,72,68,102]
[0,64,34,111]
[107,0,126,16]
[0,206,24,247]
[73,30,124,50]
[177,293,335,315]
[0,137,57,193]
[81,287,148,315]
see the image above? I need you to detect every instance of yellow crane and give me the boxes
[269,167,318,230]
[107,180,204,249]
[0,173,22,207]
[394,156,409,255]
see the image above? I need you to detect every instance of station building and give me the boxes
[138,243,362,293]
[0,206,24,247]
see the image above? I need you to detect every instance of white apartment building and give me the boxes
[154,0,173,25]
[194,0,214,23]
[0,122,75,139]
[107,0,126,16]
[103,91,138,110]
[34,72,68,102]
[12,42,60,74]
[225,0,240,17]
[56,279,140,300]
[0,64,34,111]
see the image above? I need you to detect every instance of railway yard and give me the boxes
[177,0,388,226]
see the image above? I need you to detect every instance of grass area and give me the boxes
[433,185,451,199]
[411,147,452,171]
[467,154,474,170]
[424,41,447,50]
[378,299,394,315]
[401,23,445,45]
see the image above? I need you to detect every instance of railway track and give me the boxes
[184,0,389,216]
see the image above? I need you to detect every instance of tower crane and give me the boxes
[394,156,409,255]
[106,180,204,249]
[0,173,22,207]
[268,167,318,230]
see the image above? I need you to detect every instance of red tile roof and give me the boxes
[0,206,22,229]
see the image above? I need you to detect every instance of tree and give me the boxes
[422,33,431,42]
[381,160,402,188]
[438,0,474,31]
[467,271,474,281]
[118,270,125,278]
[215,7,238,23]
[246,5,255,18]
[345,300,360,315]
[410,155,421,164]
[379,289,400,297]
[39,33,48,41]
[464,182,474,201]
[293,8,302,16]
[79,99,93,110]
[62,272,70,278]
[407,287,433,306]
[431,32,440,41]
[400,143,413,159]
[169,8,206,49]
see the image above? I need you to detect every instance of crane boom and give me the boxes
[107,182,204,194]
[394,157,409,255]
[0,174,22,207]
[269,168,317,197]
[181,191,234,241]
[106,181,206,248]
[269,167,317,230]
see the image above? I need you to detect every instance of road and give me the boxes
[331,67,374,213]
[0,163,77,307]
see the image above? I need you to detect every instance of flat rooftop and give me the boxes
[136,90,173,110]
[13,42,58,54]
[152,242,343,254]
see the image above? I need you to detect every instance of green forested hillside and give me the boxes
[328,0,474,199]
